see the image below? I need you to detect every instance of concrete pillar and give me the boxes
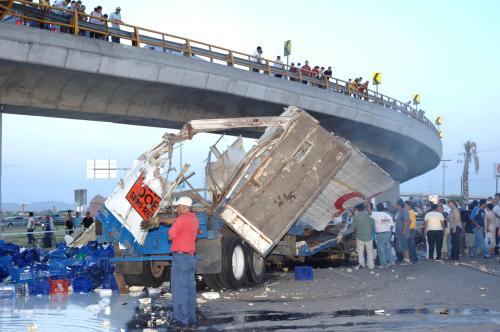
[374,181,400,205]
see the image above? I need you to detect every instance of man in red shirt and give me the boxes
[300,60,311,84]
[142,196,199,327]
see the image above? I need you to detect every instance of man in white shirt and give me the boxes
[251,46,263,73]
[273,56,284,78]
[371,203,395,268]
[109,6,123,43]
[26,212,36,246]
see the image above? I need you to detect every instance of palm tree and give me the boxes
[462,140,479,202]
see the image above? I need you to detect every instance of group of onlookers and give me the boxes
[25,1,123,42]
[350,194,500,270]
[25,210,95,248]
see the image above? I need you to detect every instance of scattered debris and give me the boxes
[479,265,487,273]
[425,290,431,293]
[375,310,385,315]
[139,297,152,305]
[196,297,207,304]
[282,267,289,272]
[346,268,353,273]
[406,276,415,280]
[102,319,111,329]
[104,306,111,315]
[440,309,449,315]
[248,303,254,306]
[98,289,113,298]
[201,292,220,300]
[27,322,38,331]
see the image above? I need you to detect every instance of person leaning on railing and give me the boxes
[89,6,104,39]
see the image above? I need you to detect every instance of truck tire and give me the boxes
[122,261,169,288]
[245,245,265,285]
[219,236,247,289]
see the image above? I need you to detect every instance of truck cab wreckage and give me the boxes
[73,106,395,289]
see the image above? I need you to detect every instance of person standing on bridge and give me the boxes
[288,62,298,81]
[89,6,104,39]
[251,46,263,73]
[273,56,284,78]
[109,6,123,43]
[141,197,200,327]
[300,61,311,84]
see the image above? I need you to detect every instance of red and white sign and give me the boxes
[495,163,500,177]
[126,174,161,220]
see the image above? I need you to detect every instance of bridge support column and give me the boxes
[374,181,400,206]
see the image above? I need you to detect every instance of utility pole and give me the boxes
[441,159,451,198]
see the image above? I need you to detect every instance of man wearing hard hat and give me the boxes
[142,196,199,327]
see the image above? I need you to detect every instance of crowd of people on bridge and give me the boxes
[21,1,122,42]
[8,2,429,125]
[250,46,427,121]
[349,194,500,270]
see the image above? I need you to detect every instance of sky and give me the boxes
[1,0,500,206]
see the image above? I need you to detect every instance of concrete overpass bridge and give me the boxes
[0,1,442,200]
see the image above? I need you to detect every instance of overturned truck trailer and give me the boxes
[89,107,395,289]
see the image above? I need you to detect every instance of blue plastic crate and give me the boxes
[102,273,118,291]
[48,259,67,277]
[294,266,313,281]
[98,257,114,274]
[0,256,13,274]
[11,267,35,284]
[72,276,93,293]
[0,285,15,299]
[28,278,50,296]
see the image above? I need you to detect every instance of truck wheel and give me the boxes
[219,236,247,289]
[122,273,144,286]
[143,260,170,288]
[245,246,265,285]
[123,261,169,288]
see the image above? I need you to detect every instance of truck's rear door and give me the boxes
[220,113,351,256]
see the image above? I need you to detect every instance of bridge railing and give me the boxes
[0,0,437,132]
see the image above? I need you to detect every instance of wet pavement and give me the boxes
[1,256,500,331]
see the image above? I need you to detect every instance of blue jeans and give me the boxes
[172,253,197,326]
[408,229,418,263]
[375,232,394,267]
[471,227,489,258]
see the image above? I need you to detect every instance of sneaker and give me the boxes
[355,265,364,270]
[399,261,410,266]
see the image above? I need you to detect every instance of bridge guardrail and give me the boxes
[0,0,437,132]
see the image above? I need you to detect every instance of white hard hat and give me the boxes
[172,196,192,207]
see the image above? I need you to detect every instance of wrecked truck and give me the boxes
[80,106,395,289]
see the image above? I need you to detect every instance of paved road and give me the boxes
[195,256,500,331]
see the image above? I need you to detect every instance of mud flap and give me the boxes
[196,237,222,274]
